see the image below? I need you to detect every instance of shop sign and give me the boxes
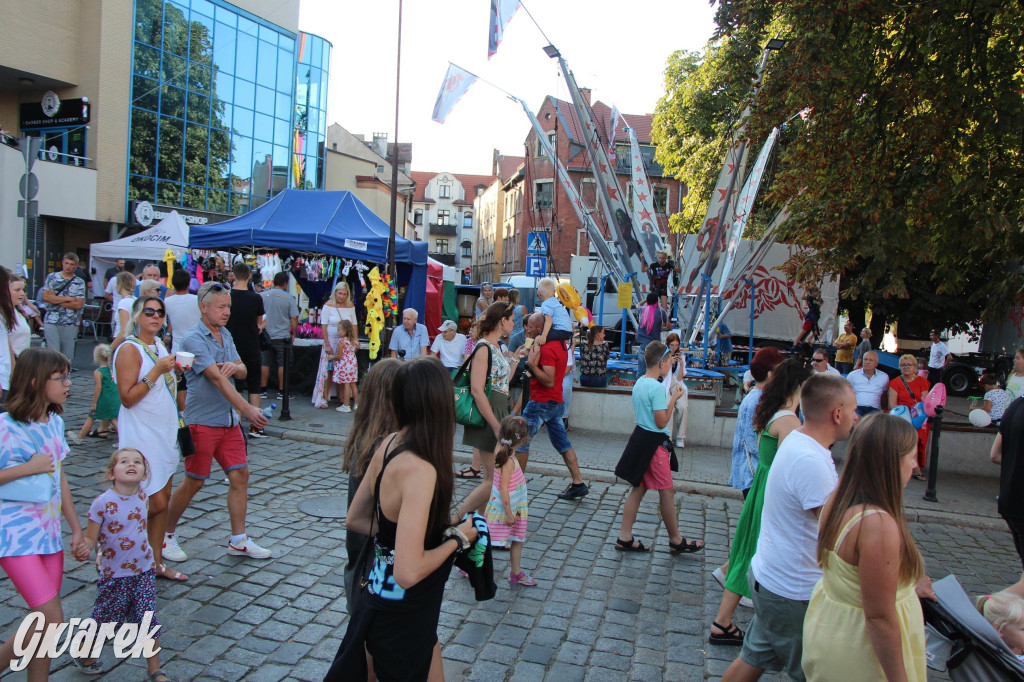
[20,95,91,129]
[130,200,224,228]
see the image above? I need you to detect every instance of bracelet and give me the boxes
[442,526,470,554]
[141,377,155,390]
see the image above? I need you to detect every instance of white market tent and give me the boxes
[88,211,190,296]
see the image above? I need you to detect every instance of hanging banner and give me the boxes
[627,127,670,266]
[431,64,479,124]
[607,106,621,165]
[717,127,779,292]
[487,0,521,59]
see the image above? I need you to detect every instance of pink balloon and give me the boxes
[924,382,947,417]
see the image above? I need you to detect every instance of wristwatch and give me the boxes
[442,526,470,553]
[142,377,155,390]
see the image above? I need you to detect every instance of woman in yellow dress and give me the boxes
[802,413,935,681]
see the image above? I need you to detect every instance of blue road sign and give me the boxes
[526,232,548,255]
[525,256,547,278]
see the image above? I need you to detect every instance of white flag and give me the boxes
[431,64,479,124]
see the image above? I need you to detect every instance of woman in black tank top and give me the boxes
[327,357,479,681]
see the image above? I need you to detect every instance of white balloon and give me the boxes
[969,409,992,428]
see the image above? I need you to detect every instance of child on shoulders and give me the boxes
[534,277,573,346]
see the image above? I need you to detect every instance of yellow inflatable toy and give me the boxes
[163,249,177,281]
[554,281,593,329]
[364,266,387,359]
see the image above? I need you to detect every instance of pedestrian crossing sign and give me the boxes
[526,232,548,255]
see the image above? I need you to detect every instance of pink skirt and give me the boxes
[640,445,673,490]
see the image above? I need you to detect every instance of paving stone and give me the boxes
[268,641,313,665]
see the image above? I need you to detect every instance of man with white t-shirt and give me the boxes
[430,320,467,374]
[847,351,889,417]
[722,373,858,682]
[164,269,200,410]
[928,330,951,386]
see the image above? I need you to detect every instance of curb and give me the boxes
[263,426,1006,532]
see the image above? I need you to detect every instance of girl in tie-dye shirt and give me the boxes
[0,348,85,678]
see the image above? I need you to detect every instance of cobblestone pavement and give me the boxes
[0,358,1018,680]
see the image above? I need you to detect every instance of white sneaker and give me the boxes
[336,405,351,413]
[228,537,272,559]
[739,596,754,608]
[675,437,685,448]
[712,566,725,589]
[162,534,187,562]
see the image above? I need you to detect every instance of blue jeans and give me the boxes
[856,405,879,417]
[579,374,607,388]
[516,400,573,455]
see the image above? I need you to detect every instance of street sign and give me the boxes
[17,200,38,218]
[525,256,547,278]
[19,173,38,200]
[526,232,548,255]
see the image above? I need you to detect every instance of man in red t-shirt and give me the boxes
[515,314,589,500]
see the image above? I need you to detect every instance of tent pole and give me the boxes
[387,0,403,286]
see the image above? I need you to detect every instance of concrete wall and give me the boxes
[568,386,1001,479]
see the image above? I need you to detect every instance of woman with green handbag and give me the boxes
[455,302,519,518]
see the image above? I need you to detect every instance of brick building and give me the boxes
[501,90,685,279]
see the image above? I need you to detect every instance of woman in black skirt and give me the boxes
[327,357,478,681]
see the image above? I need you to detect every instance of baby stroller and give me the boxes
[923,574,1024,680]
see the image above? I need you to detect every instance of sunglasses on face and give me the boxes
[812,358,826,363]
[142,307,166,318]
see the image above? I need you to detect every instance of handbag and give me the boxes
[0,416,54,504]
[258,329,272,351]
[452,342,492,428]
[128,337,193,456]
[899,377,927,427]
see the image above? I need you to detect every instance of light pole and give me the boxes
[386,0,403,285]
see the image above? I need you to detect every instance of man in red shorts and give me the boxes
[162,282,271,562]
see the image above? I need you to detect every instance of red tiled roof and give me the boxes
[547,96,653,146]
[409,171,498,203]
[496,155,525,183]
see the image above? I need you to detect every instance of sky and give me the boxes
[298,0,718,176]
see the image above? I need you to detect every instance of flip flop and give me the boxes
[669,538,704,554]
[156,563,188,582]
[456,466,481,479]
[615,537,649,552]
[913,473,926,481]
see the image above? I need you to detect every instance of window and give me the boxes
[439,183,451,199]
[413,209,423,225]
[580,179,597,210]
[376,164,384,174]
[437,209,451,225]
[653,187,669,214]
[435,239,449,254]
[536,130,556,157]
[463,211,473,228]
[535,181,553,209]
[461,240,472,258]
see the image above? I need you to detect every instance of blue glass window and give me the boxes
[213,100,232,130]
[277,51,293,93]
[189,63,211,95]
[259,24,278,46]
[133,76,159,112]
[159,85,186,119]
[163,4,189,56]
[254,113,273,142]
[257,41,277,88]
[157,180,182,205]
[134,43,161,80]
[129,175,155,202]
[274,118,290,147]
[214,23,236,74]
[275,91,291,121]
[157,116,184,181]
[238,15,257,37]
[214,71,233,104]
[134,0,162,46]
[234,78,255,110]
[130,109,157,176]
[162,53,188,89]
[236,32,257,82]
[187,93,210,125]
[255,86,275,115]
[215,4,236,27]
[233,107,253,136]
[189,15,214,66]
[192,0,214,19]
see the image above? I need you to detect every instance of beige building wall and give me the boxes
[474,180,504,284]
[0,0,81,89]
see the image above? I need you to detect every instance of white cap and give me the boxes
[438,320,458,332]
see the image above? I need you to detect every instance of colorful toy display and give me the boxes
[364,267,387,359]
[555,281,594,329]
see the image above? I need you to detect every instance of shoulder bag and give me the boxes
[128,337,194,456]
[0,416,54,504]
[452,342,492,428]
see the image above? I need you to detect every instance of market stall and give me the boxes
[88,211,191,297]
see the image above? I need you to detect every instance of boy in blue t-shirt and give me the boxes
[613,341,703,554]
[534,277,573,346]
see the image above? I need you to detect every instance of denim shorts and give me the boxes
[517,400,573,455]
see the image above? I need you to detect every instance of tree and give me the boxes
[653,0,1024,332]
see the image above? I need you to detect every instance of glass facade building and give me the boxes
[128,0,329,218]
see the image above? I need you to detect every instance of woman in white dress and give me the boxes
[313,281,357,408]
[110,272,137,343]
[112,295,186,581]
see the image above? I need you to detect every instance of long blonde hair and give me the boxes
[977,591,1024,636]
[817,413,924,585]
[332,281,351,306]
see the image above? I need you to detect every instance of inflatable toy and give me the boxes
[969,409,992,428]
[924,382,947,417]
[364,267,387,359]
[890,405,912,425]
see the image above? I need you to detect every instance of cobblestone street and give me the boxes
[0,383,1019,681]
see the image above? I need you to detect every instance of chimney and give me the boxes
[579,88,592,106]
[492,149,500,176]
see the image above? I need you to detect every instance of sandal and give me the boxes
[87,430,110,439]
[509,571,538,586]
[456,466,482,479]
[913,473,926,481]
[156,563,188,582]
[72,657,105,675]
[669,538,704,554]
[709,621,744,646]
[614,537,649,552]
[150,670,171,682]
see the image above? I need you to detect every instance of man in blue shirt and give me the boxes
[389,308,429,360]
[133,264,169,299]
[716,322,734,365]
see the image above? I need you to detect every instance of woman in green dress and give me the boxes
[709,357,811,645]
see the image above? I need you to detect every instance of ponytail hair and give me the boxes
[494,415,528,469]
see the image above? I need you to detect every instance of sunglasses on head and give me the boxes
[200,282,227,302]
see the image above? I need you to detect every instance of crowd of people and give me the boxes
[4,255,1024,681]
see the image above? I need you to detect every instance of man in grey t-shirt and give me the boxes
[260,272,299,399]
[41,252,86,360]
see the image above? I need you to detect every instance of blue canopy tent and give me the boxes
[188,189,428,314]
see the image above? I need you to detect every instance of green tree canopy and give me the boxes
[653,0,1024,332]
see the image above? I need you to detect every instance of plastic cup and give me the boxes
[175,351,195,369]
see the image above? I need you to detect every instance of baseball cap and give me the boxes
[438,320,458,332]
